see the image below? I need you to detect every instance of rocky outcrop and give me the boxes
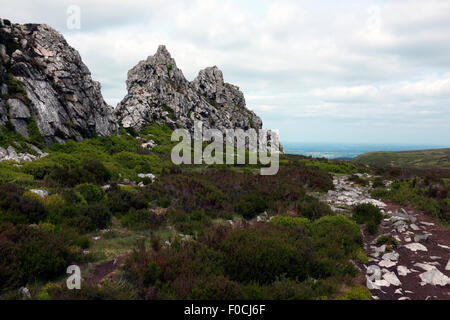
[0,19,117,145]
[1,19,267,150]
[115,45,262,135]
[0,145,48,162]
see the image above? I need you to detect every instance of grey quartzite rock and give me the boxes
[116,45,263,138]
[0,20,118,145]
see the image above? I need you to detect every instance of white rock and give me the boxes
[29,189,48,198]
[446,259,450,271]
[420,221,434,226]
[438,244,450,250]
[419,269,450,286]
[366,278,379,290]
[410,224,420,231]
[404,243,428,252]
[398,297,411,300]
[414,263,436,272]
[394,289,403,295]
[19,287,31,299]
[383,272,402,286]
[374,279,390,287]
[397,266,411,276]
[137,173,156,183]
[379,260,397,268]
[382,252,399,261]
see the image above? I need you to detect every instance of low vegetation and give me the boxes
[3,123,445,300]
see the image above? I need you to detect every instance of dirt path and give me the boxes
[322,175,450,300]
[86,255,128,285]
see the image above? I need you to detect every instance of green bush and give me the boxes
[298,197,334,220]
[352,203,382,235]
[0,184,47,224]
[45,160,111,187]
[309,215,362,277]
[74,183,105,203]
[338,285,372,300]
[214,224,313,284]
[121,208,166,231]
[270,216,310,228]
[234,193,268,219]
[0,223,73,291]
[349,174,367,186]
[41,281,137,300]
[376,234,398,246]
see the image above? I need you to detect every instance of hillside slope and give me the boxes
[353,148,450,168]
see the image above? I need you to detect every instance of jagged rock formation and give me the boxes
[115,45,262,135]
[0,19,268,154]
[0,19,117,145]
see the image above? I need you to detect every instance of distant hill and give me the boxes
[352,148,450,168]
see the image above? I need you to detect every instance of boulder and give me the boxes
[419,269,450,286]
[29,189,49,198]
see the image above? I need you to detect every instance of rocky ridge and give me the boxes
[0,18,118,146]
[115,45,263,137]
[1,19,269,161]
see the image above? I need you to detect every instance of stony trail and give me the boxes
[322,175,450,300]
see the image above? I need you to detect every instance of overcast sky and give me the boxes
[2,0,450,144]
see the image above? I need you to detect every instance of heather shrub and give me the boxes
[234,193,268,219]
[42,281,137,300]
[213,224,313,284]
[338,285,372,300]
[44,160,111,187]
[309,215,362,277]
[349,174,367,186]
[0,184,47,224]
[74,183,105,203]
[166,208,211,235]
[270,216,310,229]
[106,184,148,215]
[352,203,382,235]
[298,197,334,220]
[0,223,73,291]
[187,276,244,300]
[121,208,166,230]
